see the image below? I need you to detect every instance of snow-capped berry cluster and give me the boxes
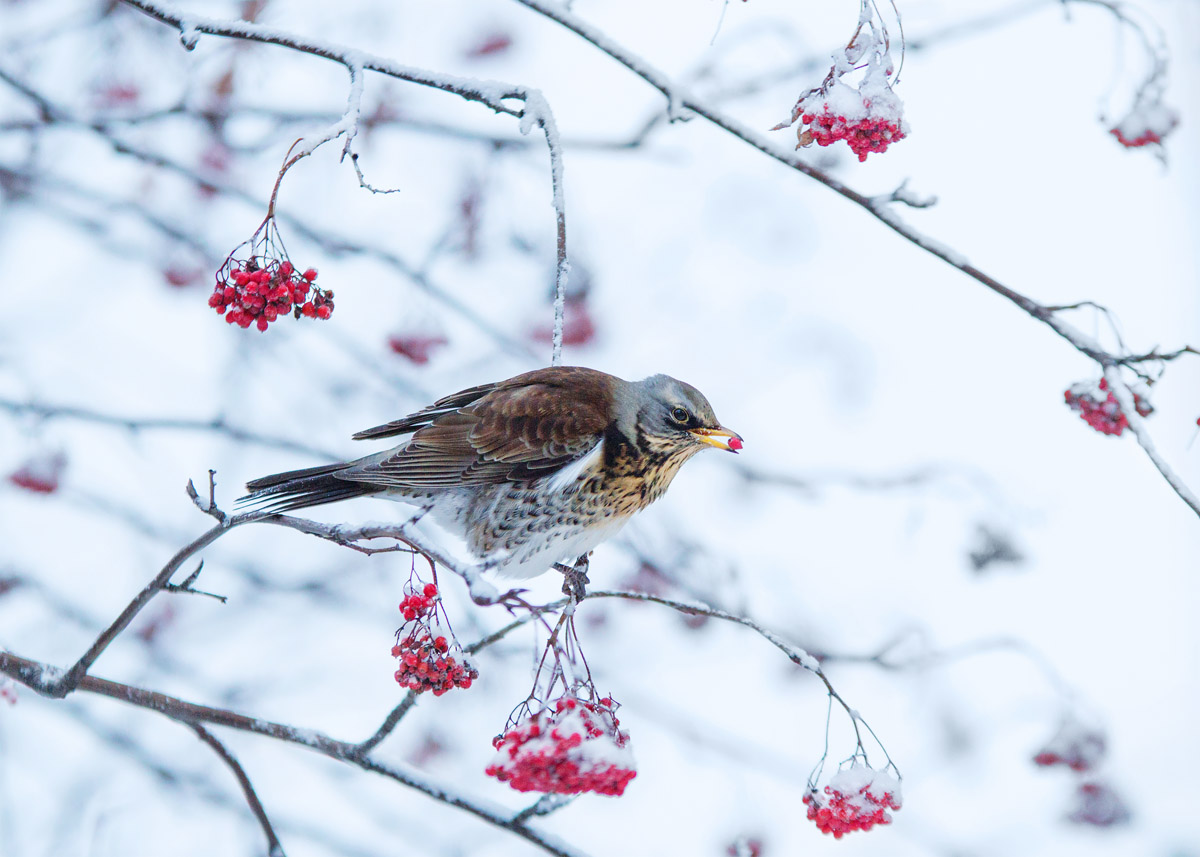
[208,259,333,332]
[1109,98,1179,149]
[1033,722,1106,772]
[392,582,477,695]
[803,767,903,838]
[794,79,906,162]
[486,696,637,796]
[0,678,17,706]
[780,16,908,162]
[1063,378,1153,436]
[8,452,66,494]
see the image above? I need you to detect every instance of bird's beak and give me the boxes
[689,426,743,453]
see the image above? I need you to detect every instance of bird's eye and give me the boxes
[670,407,690,424]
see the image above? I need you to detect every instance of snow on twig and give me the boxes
[1103,366,1200,517]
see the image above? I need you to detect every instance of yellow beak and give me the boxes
[689,426,743,453]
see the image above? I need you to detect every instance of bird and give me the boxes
[239,366,741,583]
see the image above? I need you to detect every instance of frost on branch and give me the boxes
[392,579,478,696]
[1063,377,1152,436]
[486,695,636,796]
[803,765,903,838]
[777,3,907,162]
[209,217,333,332]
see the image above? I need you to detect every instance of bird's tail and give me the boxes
[238,461,380,514]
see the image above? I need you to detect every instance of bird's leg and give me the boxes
[555,553,591,603]
[406,501,435,526]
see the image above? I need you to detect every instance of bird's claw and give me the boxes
[557,554,591,603]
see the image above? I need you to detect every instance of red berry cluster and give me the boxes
[1068,781,1131,827]
[387,334,449,365]
[1063,378,1152,436]
[803,768,902,838]
[486,696,637,796]
[0,679,17,706]
[1109,101,1179,149]
[798,108,905,161]
[7,453,65,494]
[1033,724,1106,773]
[392,582,477,696]
[208,259,333,332]
[1110,126,1166,148]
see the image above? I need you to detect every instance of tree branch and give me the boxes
[0,651,587,857]
[190,724,287,857]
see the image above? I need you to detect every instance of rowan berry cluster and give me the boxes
[387,334,449,365]
[1063,378,1152,436]
[1109,99,1179,149]
[486,696,637,796]
[1068,781,1131,827]
[208,258,333,332]
[1033,722,1106,772]
[796,102,905,162]
[780,21,907,162]
[392,582,477,695]
[803,767,903,838]
[7,452,65,494]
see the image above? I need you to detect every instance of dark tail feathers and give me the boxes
[239,462,380,514]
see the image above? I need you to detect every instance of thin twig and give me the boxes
[0,396,339,461]
[355,692,418,754]
[190,724,287,857]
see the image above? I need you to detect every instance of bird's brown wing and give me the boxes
[351,382,499,441]
[345,367,615,489]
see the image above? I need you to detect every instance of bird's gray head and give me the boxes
[617,374,742,456]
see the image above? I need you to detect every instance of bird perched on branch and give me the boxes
[240,367,741,583]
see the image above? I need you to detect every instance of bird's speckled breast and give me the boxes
[462,436,700,575]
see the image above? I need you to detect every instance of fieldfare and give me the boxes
[240,367,741,580]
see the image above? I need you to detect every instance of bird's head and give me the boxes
[625,374,742,457]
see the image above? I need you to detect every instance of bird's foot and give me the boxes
[556,554,591,603]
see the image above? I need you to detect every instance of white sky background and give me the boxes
[0,0,1197,855]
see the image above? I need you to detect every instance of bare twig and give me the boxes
[190,724,287,857]
[355,692,418,754]
[0,396,339,461]
[165,561,228,604]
